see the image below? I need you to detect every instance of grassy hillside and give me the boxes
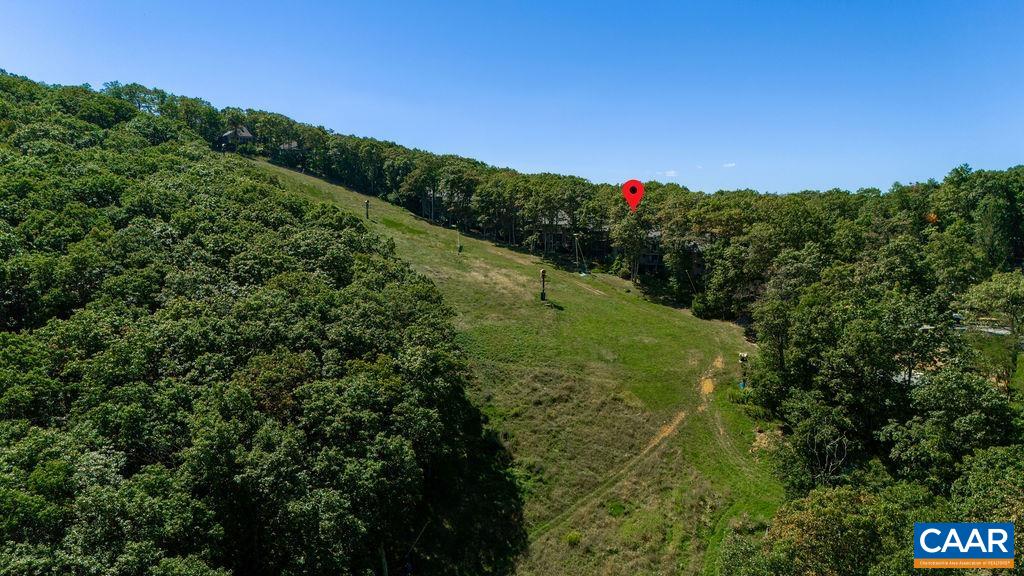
[256,160,784,575]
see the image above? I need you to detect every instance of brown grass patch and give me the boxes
[465,261,531,297]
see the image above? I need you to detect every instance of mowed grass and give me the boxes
[254,160,783,575]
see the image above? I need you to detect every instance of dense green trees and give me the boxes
[731,177,1024,572]
[721,481,948,576]
[4,69,1023,575]
[962,271,1024,342]
[881,366,1012,488]
[90,80,1024,311]
[0,71,523,575]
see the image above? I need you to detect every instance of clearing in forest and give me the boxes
[256,160,783,576]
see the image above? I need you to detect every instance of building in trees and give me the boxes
[639,230,666,275]
[217,125,254,149]
[539,212,573,253]
[588,225,613,260]
[272,140,304,168]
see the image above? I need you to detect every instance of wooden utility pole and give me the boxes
[540,269,547,301]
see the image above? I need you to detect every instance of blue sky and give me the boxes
[2,1,1022,192]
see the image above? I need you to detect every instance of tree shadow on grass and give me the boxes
[412,396,528,575]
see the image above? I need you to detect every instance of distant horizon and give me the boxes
[4,1,1022,193]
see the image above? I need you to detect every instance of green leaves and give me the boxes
[961,270,1024,336]
[881,366,1012,489]
[0,72,525,575]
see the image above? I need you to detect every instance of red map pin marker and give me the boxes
[622,179,645,212]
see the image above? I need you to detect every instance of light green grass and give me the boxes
[254,159,783,575]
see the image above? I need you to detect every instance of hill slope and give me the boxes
[256,160,784,575]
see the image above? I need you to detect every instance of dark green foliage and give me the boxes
[0,71,524,575]
[6,68,1023,575]
[951,446,1024,568]
[91,78,1024,327]
[721,481,949,576]
[881,365,1012,489]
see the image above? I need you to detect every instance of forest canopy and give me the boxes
[0,71,523,576]
[2,70,1023,575]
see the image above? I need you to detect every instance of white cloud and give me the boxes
[722,162,736,168]
[658,169,678,178]
[696,165,703,170]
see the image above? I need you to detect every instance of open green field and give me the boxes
[254,160,783,575]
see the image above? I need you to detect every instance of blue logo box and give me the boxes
[914,522,1014,569]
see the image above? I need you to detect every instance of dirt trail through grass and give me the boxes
[645,410,689,453]
[528,406,688,543]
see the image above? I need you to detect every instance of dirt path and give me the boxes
[573,279,607,296]
[530,355,735,543]
[642,409,688,453]
[699,355,758,480]
[696,355,721,413]
[528,407,688,542]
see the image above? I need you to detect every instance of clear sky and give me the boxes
[2,1,1022,192]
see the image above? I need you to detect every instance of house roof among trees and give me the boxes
[221,125,253,140]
